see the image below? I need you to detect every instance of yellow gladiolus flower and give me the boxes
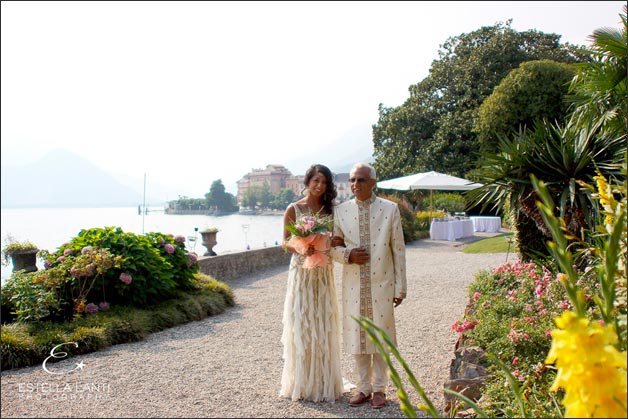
[594,174,615,228]
[546,311,627,417]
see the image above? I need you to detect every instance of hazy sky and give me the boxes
[1,1,624,197]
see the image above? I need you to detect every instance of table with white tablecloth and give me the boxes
[469,216,502,232]
[429,219,475,241]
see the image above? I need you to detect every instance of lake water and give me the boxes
[1,207,285,280]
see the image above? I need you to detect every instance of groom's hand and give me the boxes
[349,247,370,265]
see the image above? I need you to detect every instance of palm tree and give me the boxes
[568,5,627,140]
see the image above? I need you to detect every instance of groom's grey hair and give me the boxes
[351,162,377,180]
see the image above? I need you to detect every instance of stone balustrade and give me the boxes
[197,245,291,282]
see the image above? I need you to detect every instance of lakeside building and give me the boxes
[237,164,352,204]
[236,165,302,204]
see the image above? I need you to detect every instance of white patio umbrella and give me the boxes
[376,171,483,222]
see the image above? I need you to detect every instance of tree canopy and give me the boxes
[204,179,238,213]
[473,59,576,155]
[372,20,589,182]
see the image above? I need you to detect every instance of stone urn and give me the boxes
[10,249,39,273]
[199,230,218,256]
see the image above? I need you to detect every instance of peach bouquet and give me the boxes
[285,213,333,269]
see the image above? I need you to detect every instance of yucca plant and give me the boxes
[467,116,624,262]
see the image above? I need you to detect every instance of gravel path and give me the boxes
[1,235,510,418]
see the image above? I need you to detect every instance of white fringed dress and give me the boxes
[279,205,344,402]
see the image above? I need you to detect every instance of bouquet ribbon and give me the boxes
[287,233,330,269]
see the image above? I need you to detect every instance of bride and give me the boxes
[279,164,344,402]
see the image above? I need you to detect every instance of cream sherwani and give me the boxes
[331,194,407,355]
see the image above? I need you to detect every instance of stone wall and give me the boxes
[444,302,489,417]
[197,246,291,282]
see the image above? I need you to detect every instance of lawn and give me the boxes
[462,232,518,254]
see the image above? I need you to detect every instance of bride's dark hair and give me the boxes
[303,164,337,215]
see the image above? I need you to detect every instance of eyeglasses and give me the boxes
[349,177,369,184]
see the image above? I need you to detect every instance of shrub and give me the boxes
[196,273,235,307]
[70,326,109,353]
[144,231,199,290]
[452,260,582,416]
[0,272,235,370]
[38,246,122,320]
[34,227,201,319]
[1,270,60,322]
[430,192,467,214]
[416,211,447,231]
[46,227,174,307]
[0,323,42,370]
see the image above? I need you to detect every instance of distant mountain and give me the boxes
[1,149,154,208]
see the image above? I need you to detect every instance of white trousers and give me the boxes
[353,353,388,395]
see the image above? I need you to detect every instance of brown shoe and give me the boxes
[371,392,386,408]
[348,392,371,406]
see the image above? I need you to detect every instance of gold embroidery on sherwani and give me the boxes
[357,196,373,353]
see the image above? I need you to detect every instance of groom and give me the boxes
[331,162,407,409]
